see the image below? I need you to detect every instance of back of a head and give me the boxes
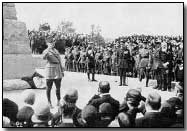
[3,98,18,122]
[126,89,142,107]
[17,106,34,123]
[99,81,110,94]
[146,92,161,110]
[99,103,113,114]
[98,103,113,127]
[118,113,131,127]
[81,105,97,126]
[22,90,36,105]
[63,88,78,103]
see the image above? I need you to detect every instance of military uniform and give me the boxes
[138,47,151,87]
[78,50,87,73]
[86,47,96,81]
[152,48,173,91]
[117,47,130,86]
[43,47,64,106]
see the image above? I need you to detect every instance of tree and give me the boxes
[90,24,105,46]
[57,20,75,36]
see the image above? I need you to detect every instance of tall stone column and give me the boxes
[3,3,31,54]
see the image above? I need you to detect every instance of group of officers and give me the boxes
[42,35,183,108]
[64,40,183,92]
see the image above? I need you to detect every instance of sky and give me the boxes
[15,3,183,39]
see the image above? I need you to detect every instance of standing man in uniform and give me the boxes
[152,42,172,91]
[43,36,64,108]
[86,43,97,81]
[117,43,131,86]
[138,42,152,87]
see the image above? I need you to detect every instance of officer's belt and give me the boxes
[49,62,59,64]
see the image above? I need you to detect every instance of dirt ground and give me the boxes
[3,71,176,110]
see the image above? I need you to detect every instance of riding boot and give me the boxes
[119,76,122,86]
[87,73,90,81]
[123,76,128,86]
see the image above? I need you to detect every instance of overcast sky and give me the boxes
[15,3,183,39]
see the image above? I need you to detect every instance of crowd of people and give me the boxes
[3,80,183,127]
[64,34,183,90]
[3,34,184,128]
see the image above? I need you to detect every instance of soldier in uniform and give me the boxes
[152,42,173,91]
[42,36,64,108]
[117,43,131,86]
[78,47,87,73]
[138,42,152,87]
[86,44,97,81]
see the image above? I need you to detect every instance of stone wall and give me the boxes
[3,3,31,54]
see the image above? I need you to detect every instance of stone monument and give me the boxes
[3,3,31,54]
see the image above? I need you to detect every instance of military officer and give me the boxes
[42,36,64,108]
[138,42,152,87]
[152,42,173,91]
[117,43,131,86]
[86,44,97,81]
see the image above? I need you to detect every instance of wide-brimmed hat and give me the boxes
[31,103,52,123]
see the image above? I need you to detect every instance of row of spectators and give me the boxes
[3,81,183,127]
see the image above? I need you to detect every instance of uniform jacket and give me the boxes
[138,48,151,68]
[152,49,173,70]
[43,48,64,79]
[117,49,130,69]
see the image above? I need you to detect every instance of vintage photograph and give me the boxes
[2,2,184,128]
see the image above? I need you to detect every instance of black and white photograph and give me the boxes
[2,2,184,128]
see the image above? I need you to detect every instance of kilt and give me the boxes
[45,63,63,79]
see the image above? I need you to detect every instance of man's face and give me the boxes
[47,42,55,49]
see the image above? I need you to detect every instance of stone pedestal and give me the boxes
[3,3,31,54]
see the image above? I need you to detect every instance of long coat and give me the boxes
[43,48,64,79]
[117,49,130,69]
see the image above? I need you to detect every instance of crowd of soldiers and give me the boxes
[28,30,87,54]
[64,35,183,91]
